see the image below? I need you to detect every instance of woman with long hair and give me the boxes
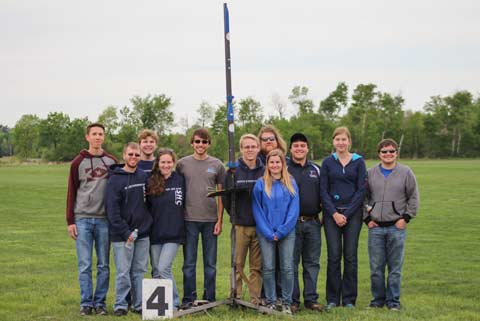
[252,149,299,314]
[148,148,185,310]
[320,127,367,309]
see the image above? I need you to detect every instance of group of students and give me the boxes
[66,122,419,317]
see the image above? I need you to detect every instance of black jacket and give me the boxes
[148,171,186,244]
[105,164,152,242]
[223,157,265,226]
[287,158,322,217]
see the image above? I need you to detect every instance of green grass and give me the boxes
[0,159,479,321]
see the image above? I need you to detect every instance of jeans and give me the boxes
[150,243,181,308]
[323,211,362,306]
[258,230,295,305]
[292,218,321,306]
[182,221,218,304]
[368,225,406,308]
[75,217,110,308]
[233,225,262,302]
[112,237,150,311]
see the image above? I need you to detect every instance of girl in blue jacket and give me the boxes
[252,149,299,314]
[148,148,185,310]
[320,127,367,309]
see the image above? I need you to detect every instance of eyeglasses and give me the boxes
[194,139,209,145]
[380,150,397,154]
[242,145,258,150]
[127,153,141,157]
[260,136,276,142]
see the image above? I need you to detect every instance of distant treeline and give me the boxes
[2,83,480,162]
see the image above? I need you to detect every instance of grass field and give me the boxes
[0,159,479,321]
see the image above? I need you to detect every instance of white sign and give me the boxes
[142,279,173,320]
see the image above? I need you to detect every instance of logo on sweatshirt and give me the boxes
[174,188,183,206]
[85,166,108,182]
[309,170,318,178]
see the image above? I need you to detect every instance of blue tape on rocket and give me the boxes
[224,7,230,33]
[227,161,239,169]
[227,103,234,122]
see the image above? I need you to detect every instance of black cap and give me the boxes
[290,132,308,148]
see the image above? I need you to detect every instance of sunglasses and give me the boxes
[194,139,209,144]
[380,150,397,154]
[261,137,276,142]
[127,153,141,157]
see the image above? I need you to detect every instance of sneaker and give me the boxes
[265,304,277,311]
[388,305,401,311]
[95,306,108,315]
[114,309,128,316]
[79,306,92,316]
[305,302,324,312]
[282,304,292,315]
[325,302,337,311]
[368,303,384,309]
[275,298,283,310]
[290,304,299,314]
[131,308,142,314]
[179,302,194,310]
[194,299,210,306]
[344,303,355,308]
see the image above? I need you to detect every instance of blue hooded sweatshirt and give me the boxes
[105,164,152,242]
[252,177,299,241]
[148,171,186,244]
[319,152,367,219]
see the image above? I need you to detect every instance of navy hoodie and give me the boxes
[319,152,367,218]
[287,158,322,217]
[138,159,154,176]
[148,171,186,244]
[223,157,265,226]
[105,164,153,242]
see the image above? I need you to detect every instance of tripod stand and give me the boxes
[173,181,282,318]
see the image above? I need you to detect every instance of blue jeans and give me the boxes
[323,211,362,306]
[258,230,295,305]
[368,225,406,308]
[182,221,217,304]
[112,237,150,311]
[75,217,110,308]
[150,243,181,309]
[292,218,321,306]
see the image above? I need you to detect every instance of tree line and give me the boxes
[3,83,480,162]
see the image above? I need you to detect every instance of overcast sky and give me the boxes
[2,0,479,128]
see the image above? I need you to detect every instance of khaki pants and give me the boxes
[233,225,262,302]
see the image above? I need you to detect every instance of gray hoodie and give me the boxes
[364,163,419,225]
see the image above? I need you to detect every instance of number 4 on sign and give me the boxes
[142,279,173,320]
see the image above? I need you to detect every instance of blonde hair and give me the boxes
[138,129,159,144]
[332,126,351,141]
[263,149,296,197]
[257,124,287,154]
[239,134,259,148]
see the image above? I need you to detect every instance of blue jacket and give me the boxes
[223,157,265,226]
[252,178,300,241]
[287,158,322,217]
[105,164,153,242]
[148,171,186,244]
[319,153,367,218]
